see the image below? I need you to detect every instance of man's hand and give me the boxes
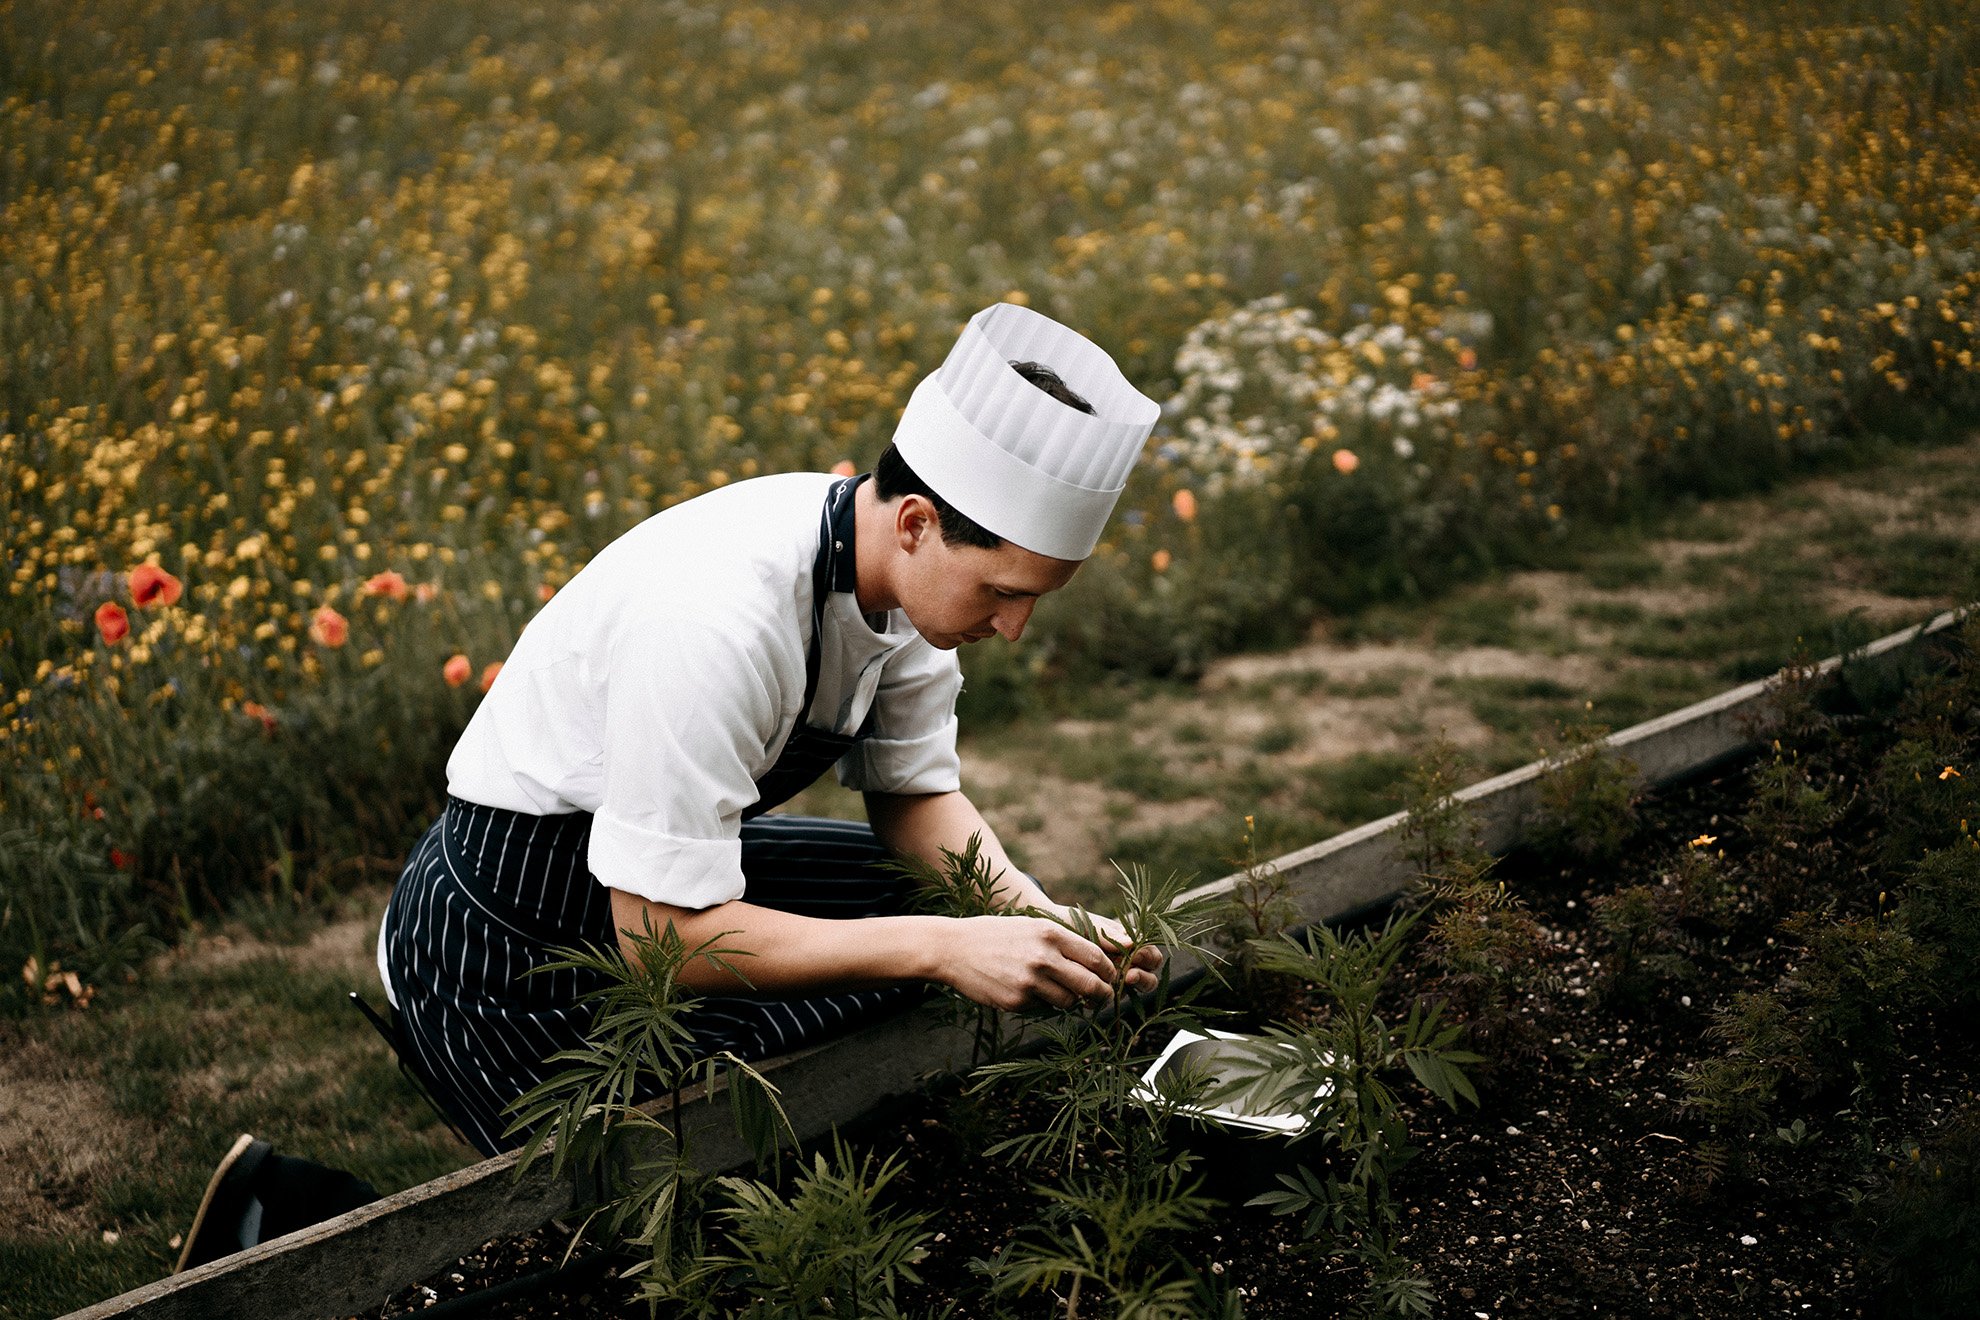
[937,910,1166,1010]
[1044,903,1165,996]
[938,914,1128,1011]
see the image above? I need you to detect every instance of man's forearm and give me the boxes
[863,789,1049,909]
[609,887,949,994]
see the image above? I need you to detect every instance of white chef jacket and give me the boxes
[445,471,964,909]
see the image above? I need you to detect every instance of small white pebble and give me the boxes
[101,1230,119,1246]
[1681,995,1693,1007]
[1741,1234,1759,1246]
[1580,1218,1592,1231]
[1506,1125,1522,1136]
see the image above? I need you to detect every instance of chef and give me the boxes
[365,302,1167,1157]
[177,302,1167,1273]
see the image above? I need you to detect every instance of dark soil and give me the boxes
[356,668,1980,1318]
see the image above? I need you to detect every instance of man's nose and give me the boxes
[992,599,1035,642]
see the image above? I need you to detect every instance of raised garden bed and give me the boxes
[71,610,1974,1320]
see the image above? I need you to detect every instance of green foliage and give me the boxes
[1527,720,1641,865]
[972,865,1221,1177]
[503,914,790,1297]
[1852,1109,1980,1320]
[1870,614,1980,865]
[1396,736,1492,882]
[1742,746,1842,903]
[1226,912,1478,1314]
[1678,991,1809,1187]
[1416,860,1555,1063]
[1900,830,1980,1011]
[1211,815,1303,1024]
[1590,882,1695,1012]
[691,1141,936,1320]
[1779,910,1938,1089]
[893,832,1018,1067]
[983,1160,1218,1320]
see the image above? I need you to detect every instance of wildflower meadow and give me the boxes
[3,0,1977,991]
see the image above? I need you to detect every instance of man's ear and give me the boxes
[895,494,937,551]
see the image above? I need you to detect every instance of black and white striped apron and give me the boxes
[381,475,923,1156]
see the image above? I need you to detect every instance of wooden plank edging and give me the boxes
[64,606,1967,1320]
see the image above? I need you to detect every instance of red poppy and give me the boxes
[240,701,278,734]
[479,661,504,694]
[129,564,183,608]
[361,570,410,602]
[95,602,130,644]
[308,606,349,648]
[443,653,472,687]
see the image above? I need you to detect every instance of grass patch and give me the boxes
[1251,721,1304,755]
[1298,752,1420,833]
[1443,675,1583,742]
[1569,598,1650,628]
[0,940,464,1317]
[1581,549,1665,590]
[1854,529,1980,601]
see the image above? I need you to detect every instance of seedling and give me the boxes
[504,912,791,1299]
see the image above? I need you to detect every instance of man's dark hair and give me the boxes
[872,360,1096,549]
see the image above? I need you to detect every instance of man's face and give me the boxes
[893,515,1081,651]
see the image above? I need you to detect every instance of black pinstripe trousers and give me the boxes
[381,797,923,1156]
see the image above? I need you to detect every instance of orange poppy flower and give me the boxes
[1331,448,1360,475]
[308,606,349,648]
[1171,489,1198,523]
[830,459,857,477]
[362,570,410,602]
[443,653,472,687]
[240,701,278,734]
[129,564,183,608]
[479,661,504,693]
[1151,549,1172,573]
[95,602,130,644]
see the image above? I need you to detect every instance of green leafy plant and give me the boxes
[982,1158,1218,1320]
[689,1140,937,1320]
[1900,827,1980,1010]
[972,864,1222,1177]
[893,831,1022,1068]
[1677,990,1809,1187]
[1852,1107,1980,1320]
[1212,814,1302,1024]
[1526,716,1640,865]
[504,912,791,1301]
[1223,912,1479,1312]
[1590,882,1695,1012]
[1396,735,1492,883]
[1416,857,1556,1065]
[1779,909,1938,1090]
[1742,744,1842,905]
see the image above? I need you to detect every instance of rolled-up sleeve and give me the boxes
[589,610,787,908]
[837,642,963,795]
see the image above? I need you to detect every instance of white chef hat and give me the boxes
[891,302,1160,561]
